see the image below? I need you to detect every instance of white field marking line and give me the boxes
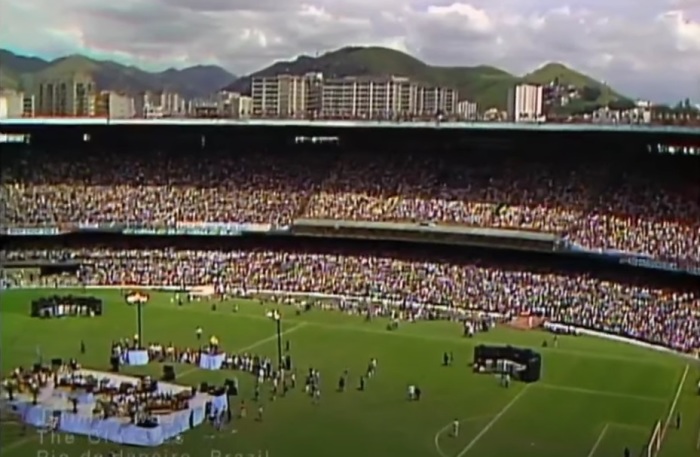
[535,383,666,403]
[4,324,309,452]
[660,364,689,441]
[0,432,38,454]
[433,415,495,457]
[455,385,531,457]
[586,423,610,457]
[176,322,308,379]
[695,423,700,450]
[157,301,676,367]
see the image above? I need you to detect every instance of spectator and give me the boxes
[3,150,698,265]
[6,245,698,354]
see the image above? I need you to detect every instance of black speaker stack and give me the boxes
[473,345,542,383]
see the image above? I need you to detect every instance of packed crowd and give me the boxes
[2,150,332,227]
[5,246,699,354]
[3,150,699,264]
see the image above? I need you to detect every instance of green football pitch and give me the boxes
[1,288,698,457]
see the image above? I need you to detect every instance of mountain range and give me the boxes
[1,47,626,110]
[0,49,236,99]
[226,47,627,111]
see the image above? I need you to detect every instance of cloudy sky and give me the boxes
[2,0,699,102]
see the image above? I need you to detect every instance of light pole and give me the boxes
[136,301,144,347]
[273,311,283,369]
[125,291,145,346]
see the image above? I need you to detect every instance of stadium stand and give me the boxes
[3,148,699,265]
[4,238,700,355]
[1,122,699,357]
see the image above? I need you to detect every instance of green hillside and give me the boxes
[1,47,628,110]
[226,47,626,110]
[524,62,625,113]
[0,50,236,98]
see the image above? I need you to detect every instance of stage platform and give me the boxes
[4,369,225,447]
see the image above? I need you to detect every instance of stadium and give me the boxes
[0,118,698,457]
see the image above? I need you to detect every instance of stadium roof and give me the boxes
[1,118,699,135]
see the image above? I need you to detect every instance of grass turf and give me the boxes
[0,288,698,457]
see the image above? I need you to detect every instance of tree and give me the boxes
[608,99,636,111]
[666,100,698,116]
[580,86,601,102]
[552,100,601,116]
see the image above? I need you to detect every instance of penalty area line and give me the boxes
[586,423,610,457]
[433,415,495,457]
[455,385,531,457]
[660,364,688,441]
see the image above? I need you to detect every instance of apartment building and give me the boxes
[235,95,253,118]
[23,95,35,117]
[251,73,322,117]
[35,73,96,117]
[416,86,458,117]
[456,100,478,120]
[0,90,25,118]
[591,106,652,124]
[143,105,165,119]
[217,91,253,118]
[96,91,136,119]
[251,73,458,119]
[160,91,186,116]
[507,84,544,122]
[321,77,460,118]
[320,76,420,118]
[137,91,186,117]
[191,101,219,118]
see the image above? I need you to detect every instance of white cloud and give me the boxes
[1,0,699,102]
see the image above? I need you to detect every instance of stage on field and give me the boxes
[4,369,226,447]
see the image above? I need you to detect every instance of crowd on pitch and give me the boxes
[3,149,699,266]
[5,247,699,354]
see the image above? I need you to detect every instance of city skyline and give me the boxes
[2,0,699,103]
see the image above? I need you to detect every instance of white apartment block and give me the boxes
[138,91,186,117]
[592,106,652,124]
[508,84,544,122]
[252,73,458,119]
[97,91,136,119]
[416,86,458,116]
[321,76,421,118]
[143,104,165,119]
[237,96,253,118]
[23,95,35,117]
[251,73,322,117]
[457,100,478,120]
[35,74,96,117]
[217,91,253,118]
[160,91,186,116]
[0,90,25,118]
[321,77,458,118]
